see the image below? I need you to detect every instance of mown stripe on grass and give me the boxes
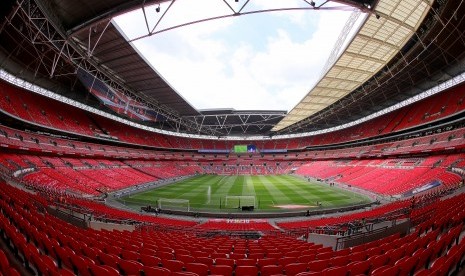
[251,176,276,209]
[256,175,293,206]
[121,174,371,211]
[268,175,320,206]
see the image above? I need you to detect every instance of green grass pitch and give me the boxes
[119,175,371,212]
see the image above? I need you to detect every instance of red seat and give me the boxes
[235,265,258,276]
[139,254,161,267]
[8,267,21,276]
[333,248,351,257]
[104,245,121,256]
[322,265,348,276]
[177,254,196,264]
[43,238,59,259]
[175,249,191,256]
[366,247,383,257]
[212,253,228,259]
[119,259,143,275]
[278,256,298,267]
[195,256,214,267]
[236,259,256,266]
[371,265,400,276]
[284,263,308,276]
[395,255,418,276]
[185,262,209,276]
[215,258,235,268]
[267,252,281,259]
[260,265,283,276]
[418,245,436,271]
[387,248,405,265]
[350,252,367,262]
[368,254,389,271]
[53,246,74,269]
[257,258,277,269]
[413,268,439,276]
[210,265,233,275]
[69,254,93,276]
[158,251,174,260]
[298,254,315,263]
[171,272,199,276]
[98,252,120,269]
[0,249,10,273]
[82,246,99,261]
[248,253,264,260]
[35,254,58,276]
[285,251,301,258]
[121,250,140,262]
[139,247,157,256]
[142,266,171,276]
[163,259,184,272]
[89,263,120,276]
[330,255,350,267]
[295,272,322,276]
[348,260,371,275]
[429,255,448,275]
[308,260,329,272]
[192,251,209,258]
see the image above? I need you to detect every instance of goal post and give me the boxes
[223,195,257,209]
[157,198,190,212]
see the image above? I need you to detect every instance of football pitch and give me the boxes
[119,175,371,212]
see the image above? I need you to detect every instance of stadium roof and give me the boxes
[72,22,199,116]
[1,0,465,137]
[273,0,433,131]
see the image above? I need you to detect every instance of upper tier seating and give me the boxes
[1,78,465,150]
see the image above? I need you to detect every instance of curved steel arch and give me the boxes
[68,0,372,36]
[127,2,362,43]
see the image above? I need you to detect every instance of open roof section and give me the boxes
[273,0,433,132]
[2,0,375,136]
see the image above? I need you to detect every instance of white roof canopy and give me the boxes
[273,0,433,131]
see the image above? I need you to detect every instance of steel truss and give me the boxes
[1,0,375,137]
[122,0,364,43]
[4,0,222,135]
[277,0,465,134]
[184,112,286,135]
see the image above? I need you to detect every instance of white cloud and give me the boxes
[250,0,315,26]
[114,0,360,112]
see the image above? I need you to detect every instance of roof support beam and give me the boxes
[344,51,385,65]
[357,33,399,50]
[9,0,217,136]
[324,76,363,84]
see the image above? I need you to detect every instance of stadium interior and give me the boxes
[1,0,465,275]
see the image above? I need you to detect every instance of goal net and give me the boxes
[224,196,257,209]
[157,198,190,212]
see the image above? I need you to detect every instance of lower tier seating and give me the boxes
[1,181,465,276]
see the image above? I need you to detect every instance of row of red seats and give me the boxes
[277,200,410,230]
[1,119,464,172]
[295,155,463,195]
[0,248,20,276]
[2,78,465,151]
[0,150,461,197]
[65,197,197,227]
[194,220,277,232]
[1,180,465,275]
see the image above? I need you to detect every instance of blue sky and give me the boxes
[114,0,364,111]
